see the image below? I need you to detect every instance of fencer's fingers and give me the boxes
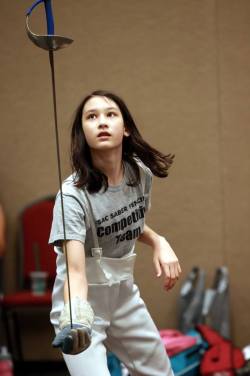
[153,258,162,277]
[170,272,180,288]
[78,327,90,351]
[164,263,179,290]
[175,264,180,280]
[170,280,177,289]
[164,277,171,289]
[169,263,176,279]
[177,262,182,274]
[170,262,178,280]
[164,278,175,291]
[78,328,85,350]
[164,277,176,291]
[71,329,79,354]
[162,264,171,288]
[62,334,74,354]
[162,262,171,279]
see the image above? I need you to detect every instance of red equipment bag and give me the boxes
[197,324,245,376]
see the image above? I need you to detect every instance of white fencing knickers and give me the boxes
[50,251,174,376]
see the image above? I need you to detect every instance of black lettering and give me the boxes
[138,206,145,219]
[115,226,142,244]
[127,215,132,225]
[105,226,111,236]
[110,206,128,219]
[97,227,104,237]
[120,233,126,242]
[98,207,145,240]
[133,227,141,239]
[96,216,109,225]
[120,218,127,231]
[132,211,138,223]
[111,222,120,233]
[126,230,133,240]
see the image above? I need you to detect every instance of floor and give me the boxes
[13,361,69,376]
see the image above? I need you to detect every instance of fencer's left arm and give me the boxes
[138,224,182,291]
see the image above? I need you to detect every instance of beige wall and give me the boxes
[0,0,249,359]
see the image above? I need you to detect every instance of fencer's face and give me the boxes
[82,96,129,152]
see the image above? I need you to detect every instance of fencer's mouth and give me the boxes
[97,132,111,137]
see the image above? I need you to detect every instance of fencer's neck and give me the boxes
[90,149,124,187]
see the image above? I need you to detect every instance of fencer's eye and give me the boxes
[86,113,97,120]
[107,111,117,118]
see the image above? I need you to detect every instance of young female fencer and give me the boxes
[49,90,181,376]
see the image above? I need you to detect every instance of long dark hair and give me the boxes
[71,90,174,193]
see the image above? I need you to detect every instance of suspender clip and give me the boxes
[91,247,103,258]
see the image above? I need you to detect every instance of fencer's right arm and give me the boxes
[52,240,94,355]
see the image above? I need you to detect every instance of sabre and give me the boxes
[26,0,74,328]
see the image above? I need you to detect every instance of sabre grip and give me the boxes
[26,0,55,35]
[44,0,55,35]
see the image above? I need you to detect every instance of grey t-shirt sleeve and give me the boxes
[135,157,153,212]
[145,171,152,212]
[144,169,152,212]
[48,193,86,246]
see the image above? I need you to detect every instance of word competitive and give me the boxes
[96,196,146,245]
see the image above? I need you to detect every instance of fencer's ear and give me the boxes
[124,127,130,137]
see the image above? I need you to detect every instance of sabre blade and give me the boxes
[48,50,73,329]
[26,0,74,329]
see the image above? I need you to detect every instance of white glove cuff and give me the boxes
[59,297,94,330]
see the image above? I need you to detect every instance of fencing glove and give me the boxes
[52,297,94,355]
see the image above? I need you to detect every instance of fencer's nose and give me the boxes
[98,122,108,129]
[98,114,109,129]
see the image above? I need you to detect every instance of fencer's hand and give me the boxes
[153,236,181,291]
[53,297,94,355]
[52,324,91,355]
